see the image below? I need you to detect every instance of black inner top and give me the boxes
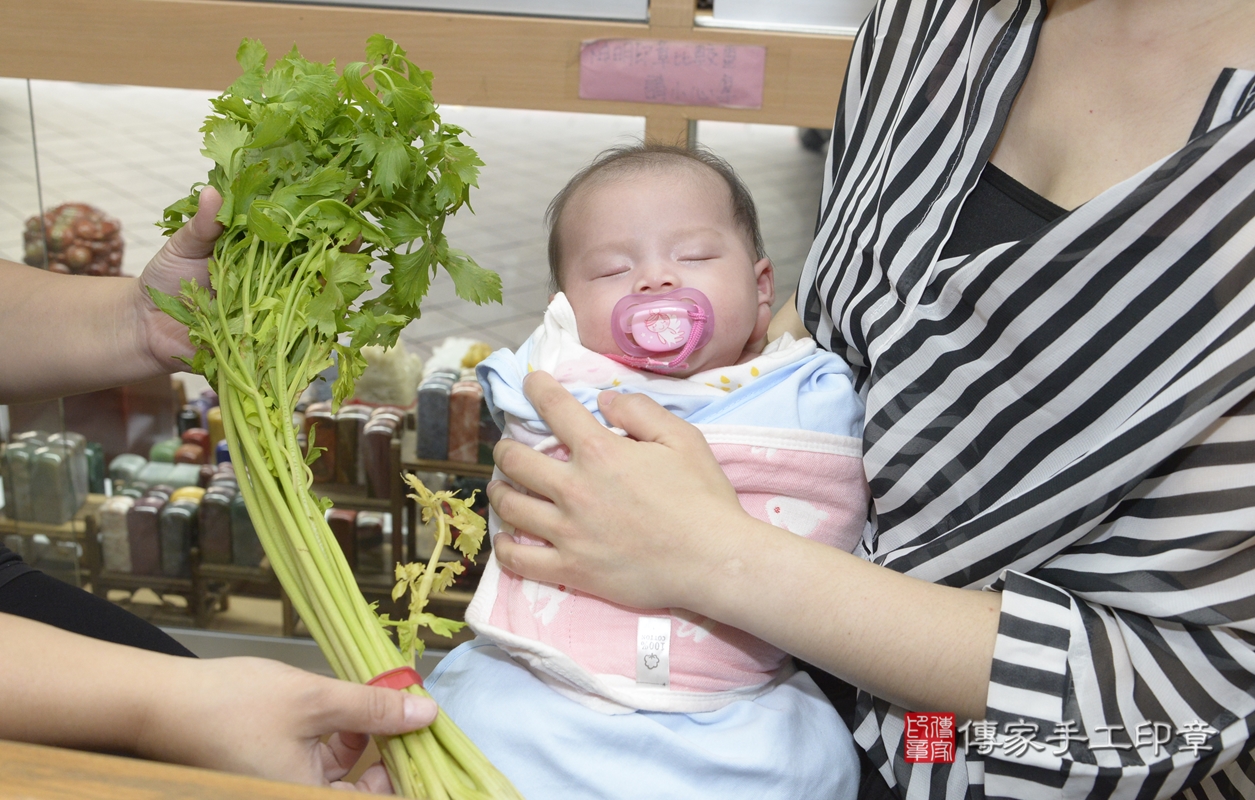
[939,162,1069,259]
[0,541,193,657]
[0,542,32,590]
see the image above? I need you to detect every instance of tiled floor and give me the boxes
[1,77,826,366]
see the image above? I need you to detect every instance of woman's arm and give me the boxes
[0,188,223,404]
[487,372,1000,721]
[0,611,435,790]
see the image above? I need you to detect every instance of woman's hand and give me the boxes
[0,187,225,403]
[137,655,436,792]
[132,186,224,372]
[0,613,437,792]
[488,371,757,611]
[487,374,1002,721]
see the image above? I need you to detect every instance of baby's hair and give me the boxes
[545,142,766,291]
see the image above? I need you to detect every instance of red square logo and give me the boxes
[904,713,956,763]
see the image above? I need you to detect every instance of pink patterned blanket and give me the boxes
[466,423,869,713]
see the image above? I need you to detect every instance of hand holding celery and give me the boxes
[150,35,521,799]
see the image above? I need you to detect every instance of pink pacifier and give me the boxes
[607,288,715,373]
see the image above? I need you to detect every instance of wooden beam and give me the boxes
[644,114,695,148]
[648,0,696,33]
[0,0,850,130]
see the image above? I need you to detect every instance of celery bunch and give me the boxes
[150,36,520,799]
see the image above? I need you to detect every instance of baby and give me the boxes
[426,144,868,800]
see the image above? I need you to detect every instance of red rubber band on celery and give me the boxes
[367,666,424,690]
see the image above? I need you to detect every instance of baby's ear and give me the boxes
[754,257,776,307]
[748,258,776,345]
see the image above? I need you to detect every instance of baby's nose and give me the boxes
[633,263,679,293]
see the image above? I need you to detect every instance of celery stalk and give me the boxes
[151,34,521,800]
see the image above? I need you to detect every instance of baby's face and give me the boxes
[558,166,774,376]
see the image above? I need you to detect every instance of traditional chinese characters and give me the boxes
[903,714,1220,763]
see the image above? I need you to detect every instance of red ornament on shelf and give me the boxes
[24,202,124,276]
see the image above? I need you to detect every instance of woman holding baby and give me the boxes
[487,1,1255,798]
[4,1,1252,798]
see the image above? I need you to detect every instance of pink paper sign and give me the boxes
[579,39,766,109]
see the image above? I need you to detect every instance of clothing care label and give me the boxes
[578,39,766,109]
[636,616,672,686]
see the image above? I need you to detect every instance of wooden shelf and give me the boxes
[407,458,495,479]
[0,493,106,542]
[1,494,104,588]
[95,570,195,594]
[0,0,853,144]
[196,561,273,581]
[0,516,85,540]
[313,482,392,511]
[194,561,303,635]
[311,435,406,568]
[399,428,495,478]
[93,560,230,628]
[197,561,283,597]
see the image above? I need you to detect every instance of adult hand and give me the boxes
[488,371,759,611]
[0,187,225,403]
[133,186,224,372]
[485,375,1002,722]
[1,613,437,793]
[136,655,437,792]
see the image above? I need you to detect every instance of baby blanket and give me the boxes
[467,294,869,713]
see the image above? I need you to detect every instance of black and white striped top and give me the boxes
[796,1,1255,797]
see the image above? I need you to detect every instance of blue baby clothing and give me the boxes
[428,639,860,800]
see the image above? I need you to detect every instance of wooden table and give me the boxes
[0,739,351,799]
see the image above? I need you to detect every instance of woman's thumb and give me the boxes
[165,186,224,262]
[317,681,438,736]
